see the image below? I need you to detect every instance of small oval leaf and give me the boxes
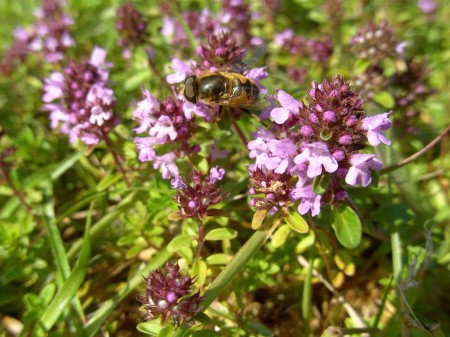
[252,209,268,230]
[284,211,309,234]
[192,260,207,286]
[167,235,196,252]
[373,91,395,109]
[136,321,162,335]
[167,211,183,220]
[206,253,232,265]
[271,224,291,248]
[332,204,362,249]
[204,228,237,241]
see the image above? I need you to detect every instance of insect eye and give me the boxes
[184,76,198,103]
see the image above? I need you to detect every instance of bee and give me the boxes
[182,45,267,110]
[183,72,261,108]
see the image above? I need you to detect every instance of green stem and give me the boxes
[302,256,314,336]
[172,212,282,337]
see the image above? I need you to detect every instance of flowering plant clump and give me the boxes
[2,1,449,336]
[1,0,74,73]
[140,261,203,326]
[349,21,405,62]
[115,2,148,59]
[42,47,117,145]
[161,0,256,49]
[248,76,392,216]
[274,29,333,64]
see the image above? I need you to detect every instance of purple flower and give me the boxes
[418,0,437,14]
[172,168,225,220]
[166,58,194,84]
[154,153,179,180]
[291,184,322,216]
[350,21,399,62]
[248,76,392,216]
[133,90,209,179]
[116,2,148,58]
[360,112,392,146]
[209,166,225,183]
[270,90,302,124]
[42,47,117,145]
[294,142,338,178]
[140,261,203,326]
[248,137,297,174]
[345,154,383,187]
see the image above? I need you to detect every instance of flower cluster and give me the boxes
[352,65,386,99]
[274,29,333,64]
[0,30,30,75]
[248,76,392,216]
[133,90,211,179]
[349,21,405,62]
[115,2,148,59]
[140,261,203,326]
[391,59,433,134]
[171,167,225,221]
[161,0,258,49]
[42,47,117,145]
[1,0,74,73]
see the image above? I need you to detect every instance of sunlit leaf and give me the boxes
[283,210,309,234]
[167,235,196,252]
[332,204,362,249]
[204,228,237,241]
[271,224,291,248]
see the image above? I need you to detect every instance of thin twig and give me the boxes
[146,50,173,93]
[380,125,450,174]
[101,131,130,186]
[231,119,248,149]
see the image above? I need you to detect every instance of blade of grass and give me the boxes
[84,247,173,337]
[38,201,92,332]
[41,182,86,324]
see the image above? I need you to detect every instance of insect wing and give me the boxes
[228,44,267,73]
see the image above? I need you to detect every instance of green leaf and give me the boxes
[271,224,291,248]
[191,329,220,337]
[312,174,330,195]
[137,320,163,336]
[168,211,183,220]
[97,174,122,191]
[206,253,232,265]
[332,204,362,249]
[39,206,91,331]
[353,59,371,73]
[167,235,196,252]
[283,211,309,234]
[372,91,395,109]
[124,69,152,91]
[204,228,237,241]
[192,260,207,286]
[252,209,268,230]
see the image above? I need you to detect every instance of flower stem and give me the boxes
[101,131,129,186]
[146,49,173,93]
[195,219,204,260]
[231,119,248,149]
